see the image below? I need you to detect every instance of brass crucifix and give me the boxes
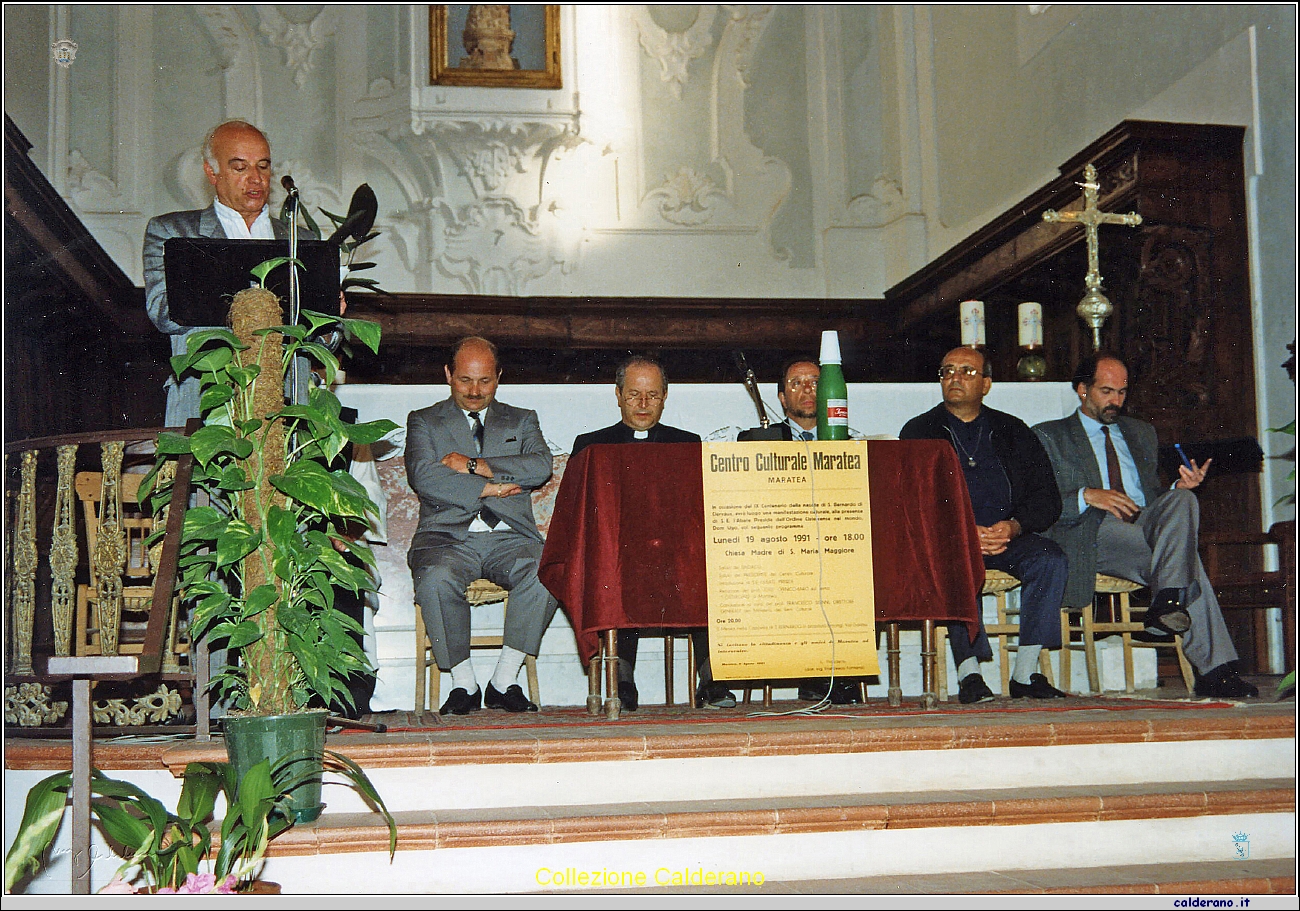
[1042,163,1142,350]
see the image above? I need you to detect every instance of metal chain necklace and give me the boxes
[947,424,983,468]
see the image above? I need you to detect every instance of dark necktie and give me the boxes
[1102,426,1125,495]
[469,411,485,454]
[469,411,500,529]
[1102,426,1136,522]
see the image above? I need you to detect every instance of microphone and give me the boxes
[326,183,378,246]
[281,174,299,197]
[734,351,771,429]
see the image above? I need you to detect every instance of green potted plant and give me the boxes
[5,753,395,893]
[145,256,396,820]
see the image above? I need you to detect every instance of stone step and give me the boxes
[594,858,1298,895]
[6,701,1293,894]
[254,779,1293,892]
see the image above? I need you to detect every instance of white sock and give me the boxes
[958,657,980,681]
[1013,645,1043,685]
[450,659,478,694]
[490,646,527,692]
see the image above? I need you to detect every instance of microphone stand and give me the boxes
[282,176,303,408]
[734,351,788,441]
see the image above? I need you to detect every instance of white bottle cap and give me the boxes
[819,330,842,364]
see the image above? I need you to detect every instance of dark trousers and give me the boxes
[617,629,713,686]
[948,532,1068,668]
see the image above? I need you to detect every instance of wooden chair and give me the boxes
[414,579,540,712]
[587,630,698,716]
[937,570,1054,700]
[74,471,187,670]
[1059,574,1194,695]
[1201,520,1296,674]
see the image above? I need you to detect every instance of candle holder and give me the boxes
[1016,348,1047,381]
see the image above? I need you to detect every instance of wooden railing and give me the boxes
[5,428,194,688]
[4,426,196,893]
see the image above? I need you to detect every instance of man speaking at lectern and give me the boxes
[143,120,338,424]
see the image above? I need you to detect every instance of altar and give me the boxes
[334,379,1152,711]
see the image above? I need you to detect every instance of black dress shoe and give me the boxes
[1194,665,1259,699]
[829,679,862,704]
[617,680,639,712]
[1009,673,1068,699]
[695,681,737,708]
[1144,605,1191,637]
[798,679,831,702]
[1131,628,1176,644]
[957,673,995,704]
[485,682,538,712]
[439,687,482,715]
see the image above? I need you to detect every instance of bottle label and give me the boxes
[826,400,848,425]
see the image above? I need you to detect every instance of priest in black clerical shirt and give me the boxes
[570,355,735,710]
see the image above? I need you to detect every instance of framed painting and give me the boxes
[430,5,561,88]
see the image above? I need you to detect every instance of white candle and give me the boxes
[1018,301,1043,348]
[960,300,985,347]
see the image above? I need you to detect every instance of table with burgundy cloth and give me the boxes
[539,440,983,716]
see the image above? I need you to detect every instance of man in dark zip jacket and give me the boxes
[899,347,1069,703]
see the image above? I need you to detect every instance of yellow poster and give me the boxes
[701,441,878,680]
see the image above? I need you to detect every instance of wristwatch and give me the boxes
[466,458,478,475]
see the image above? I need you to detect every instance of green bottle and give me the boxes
[816,330,849,441]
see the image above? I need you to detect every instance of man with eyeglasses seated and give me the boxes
[571,355,736,710]
[899,347,1070,703]
[737,357,864,704]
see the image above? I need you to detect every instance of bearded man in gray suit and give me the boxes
[406,337,558,714]
[1032,354,1256,699]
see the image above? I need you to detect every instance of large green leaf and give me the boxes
[182,506,228,542]
[245,584,280,616]
[184,328,244,356]
[190,425,254,468]
[299,309,340,334]
[341,317,382,354]
[271,460,371,519]
[91,799,154,853]
[155,431,193,455]
[343,418,400,445]
[201,384,236,412]
[177,764,221,826]
[250,257,302,288]
[324,751,397,859]
[215,518,262,569]
[4,772,71,891]
[215,464,253,491]
[213,619,263,649]
[191,346,236,375]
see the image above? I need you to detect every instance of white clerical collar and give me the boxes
[214,199,273,239]
[632,429,649,440]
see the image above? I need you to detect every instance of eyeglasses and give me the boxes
[785,378,818,391]
[939,365,981,380]
[622,390,663,404]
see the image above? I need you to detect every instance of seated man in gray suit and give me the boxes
[571,355,736,710]
[1033,353,1256,699]
[406,337,558,713]
[143,119,339,424]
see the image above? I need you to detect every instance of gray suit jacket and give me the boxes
[1032,411,1162,607]
[406,398,552,544]
[143,203,301,423]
